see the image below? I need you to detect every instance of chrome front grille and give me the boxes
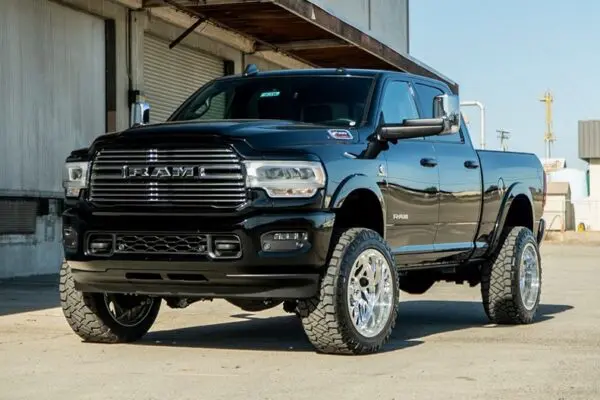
[88,147,247,208]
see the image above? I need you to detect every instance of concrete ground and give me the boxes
[1,244,599,400]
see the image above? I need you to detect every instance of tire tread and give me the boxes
[298,228,399,355]
[59,262,159,343]
[481,226,541,324]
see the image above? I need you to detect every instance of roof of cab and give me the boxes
[217,67,451,91]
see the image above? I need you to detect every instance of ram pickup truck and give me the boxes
[59,66,546,355]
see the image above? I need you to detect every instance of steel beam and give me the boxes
[255,39,351,52]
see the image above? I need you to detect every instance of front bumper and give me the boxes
[63,210,335,300]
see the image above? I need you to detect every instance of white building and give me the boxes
[0,0,456,278]
[543,182,574,231]
[572,120,600,230]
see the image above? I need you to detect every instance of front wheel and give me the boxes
[297,228,400,355]
[481,226,542,324]
[59,262,161,343]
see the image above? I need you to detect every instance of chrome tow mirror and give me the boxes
[433,94,460,135]
[130,101,151,126]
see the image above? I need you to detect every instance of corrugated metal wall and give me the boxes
[0,0,108,279]
[306,0,409,54]
[578,120,600,161]
[0,0,106,196]
[143,34,224,123]
[245,54,285,71]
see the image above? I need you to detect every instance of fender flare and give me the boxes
[328,174,386,237]
[488,182,535,252]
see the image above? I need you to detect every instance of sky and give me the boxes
[410,0,600,171]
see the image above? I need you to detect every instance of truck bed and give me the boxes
[475,149,545,246]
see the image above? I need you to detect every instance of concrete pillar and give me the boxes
[128,10,147,99]
[127,10,148,126]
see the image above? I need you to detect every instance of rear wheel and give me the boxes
[59,262,161,343]
[298,228,399,355]
[481,226,542,324]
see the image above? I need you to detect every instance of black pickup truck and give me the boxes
[59,66,546,355]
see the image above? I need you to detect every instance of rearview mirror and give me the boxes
[378,93,460,141]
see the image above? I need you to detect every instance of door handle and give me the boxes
[464,160,480,169]
[420,157,438,168]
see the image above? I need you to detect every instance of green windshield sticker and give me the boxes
[260,90,281,98]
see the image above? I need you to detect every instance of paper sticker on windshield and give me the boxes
[328,129,354,140]
[260,90,280,98]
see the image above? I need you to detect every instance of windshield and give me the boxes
[170,75,375,127]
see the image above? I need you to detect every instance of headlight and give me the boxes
[243,160,326,198]
[62,162,90,198]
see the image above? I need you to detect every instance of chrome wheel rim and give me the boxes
[103,294,155,328]
[519,242,540,310]
[347,248,395,338]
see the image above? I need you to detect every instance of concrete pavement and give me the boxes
[1,244,599,400]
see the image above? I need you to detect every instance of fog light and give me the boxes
[88,234,114,256]
[215,242,237,251]
[261,231,309,252]
[91,241,111,253]
[209,236,242,259]
[62,226,78,251]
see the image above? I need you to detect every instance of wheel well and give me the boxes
[334,189,384,237]
[504,194,534,232]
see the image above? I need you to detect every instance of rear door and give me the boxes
[379,79,440,265]
[413,81,483,262]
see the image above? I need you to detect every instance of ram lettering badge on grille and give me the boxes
[121,165,205,179]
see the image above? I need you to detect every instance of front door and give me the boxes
[379,80,440,265]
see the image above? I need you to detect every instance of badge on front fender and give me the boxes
[327,129,354,140]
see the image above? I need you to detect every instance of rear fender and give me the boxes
[489,182,535,252]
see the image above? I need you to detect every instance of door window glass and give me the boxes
[380,81,419,124]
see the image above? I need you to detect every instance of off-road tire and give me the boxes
[59,262,161,343]
[481,226,542,324]
[297,228,400,355]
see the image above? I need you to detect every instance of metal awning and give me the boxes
[144,0,458,93]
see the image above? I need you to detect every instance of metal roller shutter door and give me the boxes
[143,35,224,124]
[245,54,284,71]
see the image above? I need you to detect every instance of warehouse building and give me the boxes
[0,0,456,278]
[573,120,600,230]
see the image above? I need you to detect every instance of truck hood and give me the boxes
[92,119,358,152]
